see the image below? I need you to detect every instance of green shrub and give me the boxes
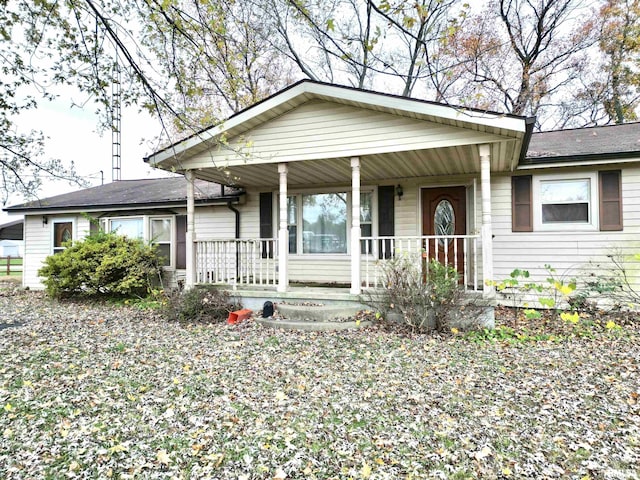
[164,287,240,323]
[38,231,163,298]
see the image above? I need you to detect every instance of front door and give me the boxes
[421,186,467,277]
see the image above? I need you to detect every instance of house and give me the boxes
[497,123,639,287]
[6,80,640,310]
[0,219,24,257]
[3,178,243,288]
[0,219,24,241]
[144,80,640,308]
[0,240,22,258]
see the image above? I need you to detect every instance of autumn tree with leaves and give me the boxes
[2,0,640,203]
[446,0,598,126]
[0,0,290,203]
[597,0,640,123]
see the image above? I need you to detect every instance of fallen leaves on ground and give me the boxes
[0,291,639,479]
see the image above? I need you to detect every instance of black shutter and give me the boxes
[512,176,533,232]
[175,215,187,269]
[378,185,395,259]
[599,170,623,231]
[259,192,274,258]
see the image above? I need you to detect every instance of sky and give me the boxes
[1,92,174,225]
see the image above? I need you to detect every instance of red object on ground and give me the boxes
[227,308,253,325]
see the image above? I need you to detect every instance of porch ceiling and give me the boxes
[192,141,518,188]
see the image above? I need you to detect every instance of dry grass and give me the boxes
[0,290,639,479]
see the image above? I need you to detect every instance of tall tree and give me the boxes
[0,0,91,203]
[448,0,597,124]
[140,0,295,130]
[258,0,464,96]
[370,0,465,97]
[3,0,640,205]
[258,0,386,88]
[598,0,640,123]
[0,0,293,202]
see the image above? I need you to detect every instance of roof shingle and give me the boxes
[527,122,640,159]
[4,177,241,213]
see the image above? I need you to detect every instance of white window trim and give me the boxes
[51,217,76,255]
[280,188,377,257]
[149,216,175,268]
[102,215,176,268]
[532,172,599,232]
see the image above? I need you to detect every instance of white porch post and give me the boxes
[277,163,289,292]
[350,157,361,295]
[479,144,495,299]
[185,170,196,289]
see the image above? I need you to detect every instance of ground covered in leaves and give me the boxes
[1,288,639,479]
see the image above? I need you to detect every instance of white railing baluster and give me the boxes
[359,234,481,291]
[473,237,478,291]
[194,235,480,292]
[453,238,458,278]
[463,238,468,290]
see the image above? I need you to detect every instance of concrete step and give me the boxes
[257,318,371,332]
[276,303,363,322]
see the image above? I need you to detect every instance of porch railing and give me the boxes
[194,235,480,291]
[195,239,278,287]
[361,235,480,291]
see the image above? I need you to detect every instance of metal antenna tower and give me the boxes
[111,59,122,182]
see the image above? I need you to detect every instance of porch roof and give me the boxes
[146,80,534,188]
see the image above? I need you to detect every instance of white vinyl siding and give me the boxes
[194,206,237,239]
[22,214,92,289]
[186,100,505,168]
[492,166,640,289]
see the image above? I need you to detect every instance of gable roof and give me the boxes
[145,80,533,185]
[524,122,640,166]
[3,177,242,214]
[147,80,531,167]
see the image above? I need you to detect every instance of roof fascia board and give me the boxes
[147,82,528,166]
[517,156,640,170]
[147,84,309,166]
[5,198,240,215]
[309,82,528,132]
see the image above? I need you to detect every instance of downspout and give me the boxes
[514,116,537,170]
[227,201,240,280]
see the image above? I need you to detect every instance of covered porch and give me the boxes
[144,81,532,301]
[183,142,494,298]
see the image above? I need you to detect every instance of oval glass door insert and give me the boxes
[434,199,455,245]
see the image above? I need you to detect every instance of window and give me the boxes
[103,216,175,267]
[540,179,590,224]
[283,191,376,255]
[302,193,347,254]
[515,172,615,232]
[434,199,455,246]
[109,218,144,239]
[360,192,373,254]
[53,220,73,254]
[151,218,172,266]
[533,174,597,230]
